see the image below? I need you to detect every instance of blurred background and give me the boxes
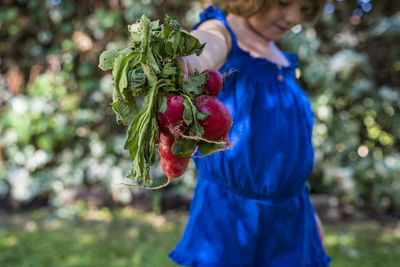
[0,0,399,266]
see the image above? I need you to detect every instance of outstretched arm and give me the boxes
[179,19,231,79]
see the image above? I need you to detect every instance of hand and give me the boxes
[178,55,201,81]
[314,212,324,243]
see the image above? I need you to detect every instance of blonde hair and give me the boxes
[211,0,324,22]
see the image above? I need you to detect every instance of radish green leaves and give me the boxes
[98,15,207,186]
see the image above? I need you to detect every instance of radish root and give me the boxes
[169,125,225,145]
[222,68,238,79]
[118,178,171,190]
[191,146,199,157]
[193,135,231,158]
[193,145,230,158]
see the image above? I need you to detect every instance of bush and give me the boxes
[0,0,399,216]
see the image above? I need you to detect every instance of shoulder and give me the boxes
[196,18,226,31]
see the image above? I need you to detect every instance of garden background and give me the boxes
[0,0,399,266]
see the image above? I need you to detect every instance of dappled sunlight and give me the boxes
[1,236,18,248]
[86,208,113,222]
[1,208,400,266]
[151,215,166,228]
[24,220,38,232]
[64,255,87,266]
[379,222,400,243]
[324,233,356,247]
[126,227,140,240]
[0,207,182,266]
[324,220,400,266]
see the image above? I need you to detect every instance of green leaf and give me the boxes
[97,14,214,187]
[161,62,177,77]
[141,61,158,89]
[98,50,119,71]
[198,141,225,155]
[150,20,160,31]
[128,65,147,92]
[181,95,205,138]
[112,89,137,126]
[124,84,159,184]
[162,22,174,56]
[161,86,179,93]
[188,122,204,138]
[128,22,141,43]
[196,111,210,120]
[180,30,206,56]
[146,46,161,74]
[158,94,167,114]
[112,52,141,99]
[172,137,197,157]
[182,99,193,126]
[183,71,207,96]
[120,47,134,55]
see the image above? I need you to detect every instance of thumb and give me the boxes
[178,57,189,81]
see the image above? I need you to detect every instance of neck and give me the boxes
[245,19,273,45]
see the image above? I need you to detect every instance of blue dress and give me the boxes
[169,6,331,267]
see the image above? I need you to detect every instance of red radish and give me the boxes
[194,94,232,141]
[157,95,188,137]
[159,133,190,179]
[202,69,223,96]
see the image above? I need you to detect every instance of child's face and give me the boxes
[247,0,312,41]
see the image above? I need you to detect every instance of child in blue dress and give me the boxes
[170,0,331,266]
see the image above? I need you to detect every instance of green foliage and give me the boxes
[99,14,207,185]
[279,1,400,215]
[0,0,199,204]
[0,0,399,216]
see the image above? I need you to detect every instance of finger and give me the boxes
[187,57,199,76]
[178,58,188,81]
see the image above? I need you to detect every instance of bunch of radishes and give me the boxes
[157,69,232,182]
[99,15,234,189]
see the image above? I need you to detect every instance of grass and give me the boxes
[324,221,400,266]
[0,203,185,267]
[0,203,399,267]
